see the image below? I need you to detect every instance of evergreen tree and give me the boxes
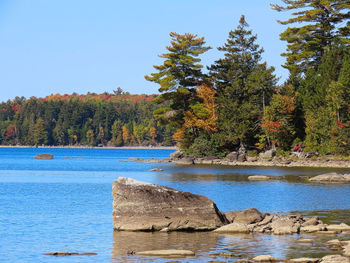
[209,15,277,149]
[271,0,350,75]
[302,43,350,154]
[145,32,211,128]
[33,117,48,145]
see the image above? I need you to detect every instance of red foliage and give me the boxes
[5,125,16,139]
[11,105,18,112]
[336,120,344,129]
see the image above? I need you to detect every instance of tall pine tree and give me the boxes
[145,32,211,129]
[209,15,277,149]
[271,0,350,75]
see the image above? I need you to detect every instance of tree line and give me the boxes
[1,1,349,155]
[0,92,176,146]
[146,1,350,157]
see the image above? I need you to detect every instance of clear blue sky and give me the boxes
[0,0,290,101]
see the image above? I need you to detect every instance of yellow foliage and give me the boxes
[149,127,157,140]
[183,84,218,133]
[122,126,130,143]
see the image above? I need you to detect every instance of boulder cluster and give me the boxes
[112,177,350,235]
[217,209,350,235]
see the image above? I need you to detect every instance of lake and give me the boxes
[0,148,350,262]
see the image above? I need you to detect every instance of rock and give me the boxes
[247,156,258,162]
[44,252,97,256]
[248,175,270,181]
[302,217,319,227]
[300,224,326,233]
[169,150,183,160]
[309,173,350,183]
[34,153,54,159]
[270,215,300,235]
[174,156,194,165]
[237,154,247,162]
[326,223,350,233]
[210,252,236,258]
[213,222,250,233]
[296,239,313,243]
[344,244,350,257]
[136,249,195,257]
[253,255,279,262]
[289,258,319,263]
[259,149,276,159]
[327,239,350,247]
[319,255,349,263]
[316,230,337,235]
[224,211,240,223]
[234,208,263,225]
[148,168,163,172]
[257,214,274,226]
[226,152,238,162]
[112,177,227,231]
[147,158,160,163]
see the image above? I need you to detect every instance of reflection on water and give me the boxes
[111,229,350,262]
[297,209,350,225]
[111,231,218,262]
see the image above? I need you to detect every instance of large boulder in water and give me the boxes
[112,177,227,231]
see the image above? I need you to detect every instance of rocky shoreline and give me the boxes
[130,149,350,169]
[112,177,350,261]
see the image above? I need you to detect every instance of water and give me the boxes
[0,148,349,262]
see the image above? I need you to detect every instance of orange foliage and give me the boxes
[183,84,218,133]
[122,126,130,143]
[173,128,185,143]
[260,121,283,134]
[149,127,157,139]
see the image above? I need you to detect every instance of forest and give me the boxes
[1,1,349,156]
[146,1,350,157]
[0,91,175,146]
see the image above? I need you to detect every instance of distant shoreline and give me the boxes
[0,145,177,150]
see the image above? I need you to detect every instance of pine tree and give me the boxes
[145,32,211,128]
[302,43,350,154]
[209,15,277,148]
[271,0,350,75]
[33,117,48,145]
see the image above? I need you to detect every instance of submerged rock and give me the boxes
[248,175,270,181]
[34,153,54,159]
[136,249,195,257]
[148,168,163,172]
[309,173,350,183]
[112,177,227,231]
[295,239,313,244]
[44,252,97,256]
[326,223,350,233]
[253,255,279,262]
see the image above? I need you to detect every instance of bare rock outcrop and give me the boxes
[112,177,227,231]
